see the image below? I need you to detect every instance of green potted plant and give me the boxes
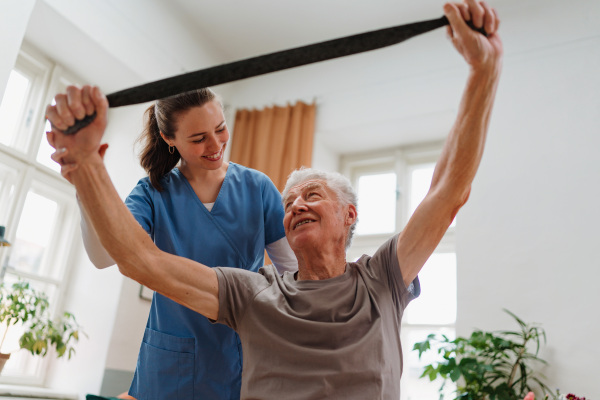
[413,309,554,400]
[0,280,85,374]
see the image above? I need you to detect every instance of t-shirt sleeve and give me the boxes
[261,175,286,245]
[124,179,154,235]
[366,235,420,310]
[213,267,271,331]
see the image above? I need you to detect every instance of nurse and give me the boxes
[47,86,298,399]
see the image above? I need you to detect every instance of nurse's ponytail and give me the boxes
[137,88,219,191]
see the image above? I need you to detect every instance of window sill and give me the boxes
[0,384,77,400]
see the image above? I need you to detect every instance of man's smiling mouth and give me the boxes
[294,220,315,230]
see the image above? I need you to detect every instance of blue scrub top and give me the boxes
[126,163,286,400]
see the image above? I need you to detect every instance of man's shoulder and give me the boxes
[354,235,399,267]
[214,264,280,286]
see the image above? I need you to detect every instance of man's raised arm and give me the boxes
[396,0,503,286]
[46,86,220,320]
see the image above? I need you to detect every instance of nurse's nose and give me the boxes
[206,133,220,152]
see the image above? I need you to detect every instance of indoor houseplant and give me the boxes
[413,309,553,400]
[0,279,84,374]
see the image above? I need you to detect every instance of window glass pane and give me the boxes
[409,163,435,217]
[8,191,58,277]
[36,118,61,173]
[400,327,456,400]
[0,70,31,152]
[355,172,396,235]
[409,163,456,228]
[404,252,457,325]
[0,164,19,225]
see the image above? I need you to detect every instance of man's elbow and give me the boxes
[450,186,471,220]
[113,248,158,283]
[430,184,471,222]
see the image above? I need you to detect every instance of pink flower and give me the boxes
[523,392,535,400]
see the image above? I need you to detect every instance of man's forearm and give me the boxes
[71,156,152,272]
[70,156,219,319]
[431,64,502,202]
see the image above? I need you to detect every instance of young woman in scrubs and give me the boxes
[76,88,297,399]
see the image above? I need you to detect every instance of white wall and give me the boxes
[455,1,600,397]
[0,0,35,98]
[457,27,600,399]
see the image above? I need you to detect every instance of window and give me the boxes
[341,142,457,399]
[0,43,80,385]
[355,171,397,235]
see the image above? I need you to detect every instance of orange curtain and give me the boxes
[229,100,316,192]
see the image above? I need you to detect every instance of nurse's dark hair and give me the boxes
[138,88,221,191]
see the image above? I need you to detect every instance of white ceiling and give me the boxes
[25,0,591,155]
[168,0,469,61]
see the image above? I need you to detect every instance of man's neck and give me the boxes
[294,245,347,281]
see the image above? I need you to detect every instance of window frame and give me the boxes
[0,42,81,386]
[341,140,452,255]
[0,43,52,159]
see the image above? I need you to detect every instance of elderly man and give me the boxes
[46,1,502,398]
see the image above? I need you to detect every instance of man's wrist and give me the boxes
[70,153,105,176]
[469,56,503,80]
[64,147,102,165]
[468,62,502,88]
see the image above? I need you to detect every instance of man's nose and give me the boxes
[291,197,308,213]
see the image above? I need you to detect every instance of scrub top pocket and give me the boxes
[134,328,195,400]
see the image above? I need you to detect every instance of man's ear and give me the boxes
[345,204,357,226]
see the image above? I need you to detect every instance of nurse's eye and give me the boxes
[193,137,207,144]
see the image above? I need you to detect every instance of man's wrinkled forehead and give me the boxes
[284,179,328,203]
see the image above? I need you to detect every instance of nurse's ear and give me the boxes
[159,131,174,147]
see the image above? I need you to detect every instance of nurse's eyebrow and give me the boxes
[187,121,226,139]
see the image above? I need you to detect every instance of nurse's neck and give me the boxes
[179,161,229,204]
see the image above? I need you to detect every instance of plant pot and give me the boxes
[0,352,10,374]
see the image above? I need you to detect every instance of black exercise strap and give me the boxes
[65,16,486,135]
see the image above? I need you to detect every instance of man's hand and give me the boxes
[51,143,109,184]
[45,85,109,165]
[444,0,503,71]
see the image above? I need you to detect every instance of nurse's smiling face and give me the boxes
[166,100,230,171]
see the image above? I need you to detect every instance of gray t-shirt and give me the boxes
[214,235,420,400]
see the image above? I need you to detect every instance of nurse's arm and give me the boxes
[62,150,220,320]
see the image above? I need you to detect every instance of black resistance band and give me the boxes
[65,16,486,135]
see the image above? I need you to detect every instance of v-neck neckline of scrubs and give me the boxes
[175,164,233,214]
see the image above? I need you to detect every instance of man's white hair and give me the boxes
[282,167,358,249]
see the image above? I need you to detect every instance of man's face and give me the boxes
[282,179,354,252]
